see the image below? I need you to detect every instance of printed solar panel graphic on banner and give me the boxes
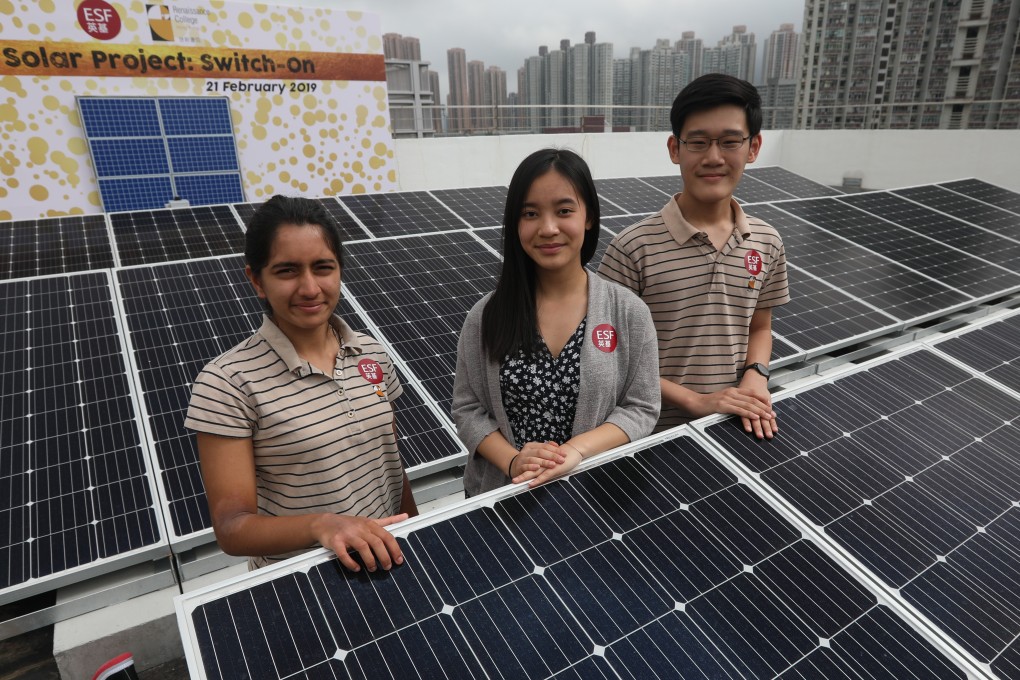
[341,232,502,414]
[429,186,508,229]
[941,179,1020,216]
[1,215,115,280]
[751,203,972,322]
[838,191,1020,271]
[745,166,843,198]
[776,197,1020,300]
[79,96,243,212]
[109,205,245,267]
[594,178,671,215]
[0,272,162,590]
[934,312,1020,395]
[340,192,467,238]
[117,256,465,540]
[179,434,967,679]
[894,184,1020,241]
[702,349,1020,677]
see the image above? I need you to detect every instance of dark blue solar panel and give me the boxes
[78,97,161,137]
[174,173,245,206]
[159,98,234,135]
[167,138,240,173]
[90,139,169,178]
[98,177,175,213]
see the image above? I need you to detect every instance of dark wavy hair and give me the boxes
[244,195,344,313]
[670,73,762,139]
[481,148,600,362]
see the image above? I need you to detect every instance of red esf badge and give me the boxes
[357,358,384,384]
[592,324,618,353]
[744,249,763,289]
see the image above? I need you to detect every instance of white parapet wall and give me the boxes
[394,130,1020,193]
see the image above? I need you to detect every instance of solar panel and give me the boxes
[0,271,164,592]
[599,214,649,232]
[0,215,115,280]
[732,173,797,204]
[429,186,508,229]
[341,232,502,414]
[116,256,465,542]
[894,184,1020,241]
[770,335,801,364]
[940,178,1020,216]
[594,178,671,215]
[771,265,899,358]
[745,166,843,198]
[339,192,466,238]
[838,191,1020,271]
[751,203,972,322]
[933,311,1020,395]
[636,175,681,196]
[109,205,245,267]
[177,433,969,679]
[701,348,1020,677]
[78,96,244,212]
[779,197,1020,300]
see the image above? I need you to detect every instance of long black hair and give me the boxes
[244,195,344,313]
[481,148,601,362]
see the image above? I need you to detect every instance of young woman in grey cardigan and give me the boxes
[452,149,660,496]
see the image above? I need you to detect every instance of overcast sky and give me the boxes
[270,0,806,95]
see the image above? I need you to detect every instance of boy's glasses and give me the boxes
[675,135,750,152]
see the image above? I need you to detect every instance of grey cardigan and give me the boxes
[453,273,661,496]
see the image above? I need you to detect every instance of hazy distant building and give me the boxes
[467,59,486,130]
[760,78,797,129]
[704,25,756,82]
[382,33,421,60]
[428,70,442,133]
[447,48,469,132]
[485,65,508,129]
[797,0,1020,129]
[675,32,704,81]
[762,23,799,82]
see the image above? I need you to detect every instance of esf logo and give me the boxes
[77,0,122,40]
[592,324,618,353]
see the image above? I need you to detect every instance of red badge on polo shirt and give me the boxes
[592,324,618,353]
[357,358,384,384]
[744,250,763,275]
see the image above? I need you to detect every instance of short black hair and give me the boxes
[482,148,601,362]
[244,195,344,276]
[670,73,762,139]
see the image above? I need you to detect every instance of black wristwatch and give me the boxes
[743,362,770,379]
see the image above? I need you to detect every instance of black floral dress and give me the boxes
[500,319,586,447]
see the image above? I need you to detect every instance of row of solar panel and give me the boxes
[3,174,1019,597]
[78,97,245,212]
[174,317,1020,679]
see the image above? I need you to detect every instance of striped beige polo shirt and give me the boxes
[598,195,790,430]
[185,314,404,569]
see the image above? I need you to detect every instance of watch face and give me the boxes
[749,363,770,378]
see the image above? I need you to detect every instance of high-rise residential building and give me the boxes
[590,42,615,120]
[519,32,614,132]
[382,33,421,60]
[544,49,568,128]
[613,58,634,128]
[523,54,544,131]
[428,70,442,133]
[797,0,1020,129]
[467,60,487,131]
[485,65,508,129]
[704,25,757,82]
[760,78,798,129]
[675,32,704,81]
[569,42,591,120]
[763,23,799,82]
[447,48,469,132]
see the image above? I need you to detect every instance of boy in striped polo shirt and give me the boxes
[598,74,790,437]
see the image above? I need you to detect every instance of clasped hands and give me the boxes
[509,440,584,488]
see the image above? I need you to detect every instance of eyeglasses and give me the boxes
[675,135,751,152]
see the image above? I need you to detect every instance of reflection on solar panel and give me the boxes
[772,266,898,356]
[839,191,1020,270]
[746,166,842,198]
[941,178,1020,216]
[894,184,1020,240]
[594,178,671,215]
[342,232,502,414]
[0,272,162,589]
[702,349,1020,677]
[0,215,115,280]
[934,312,1020,394]
[109,205,245,267]
[179,434,966,679]
[117,257,260,539]
[429,186,508,229]
[752,203,972,322]
[340,192,465,238]
[79,97,244,212]
[733,173,796,204]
